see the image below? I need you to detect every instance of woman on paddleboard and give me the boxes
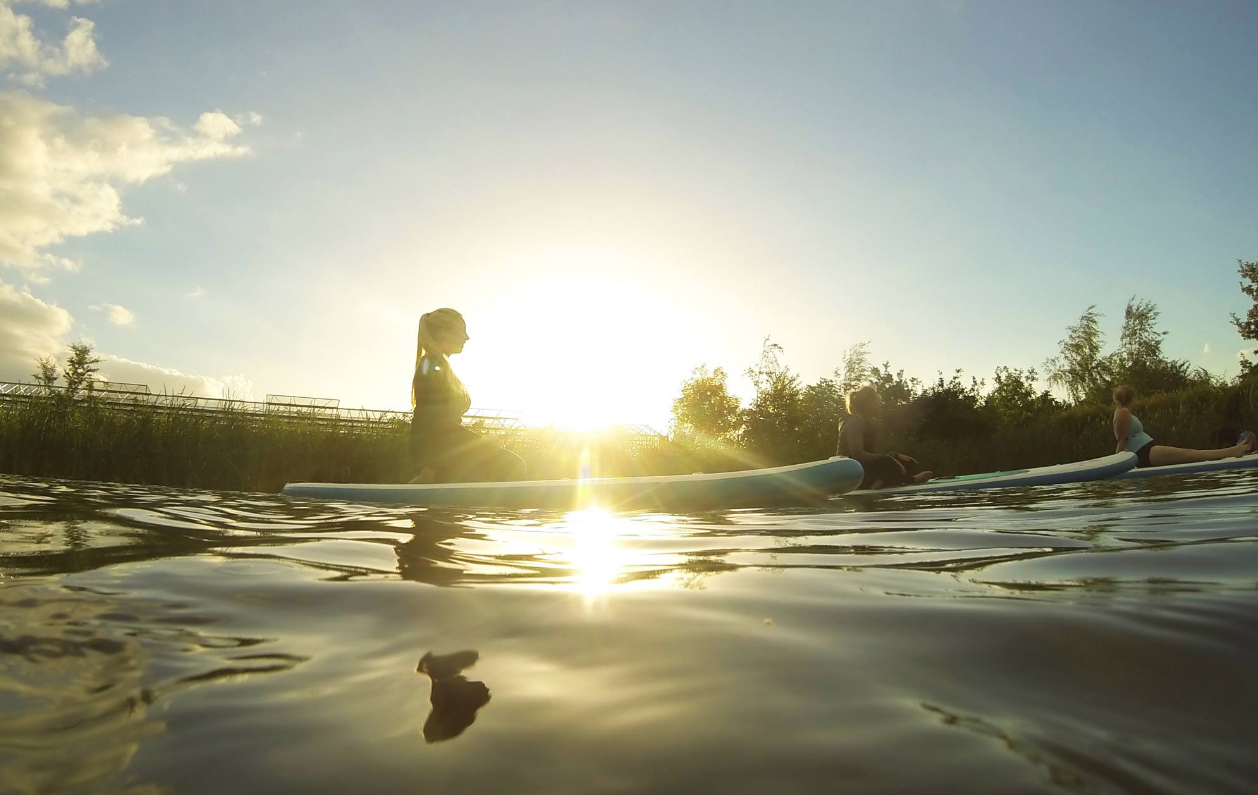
[837,386,933,489]
[1112,385,1253,468]
[409,308,526,484]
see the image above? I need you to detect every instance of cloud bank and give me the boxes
[0,279,71,378]
[97,354,254,400]
[0,92,256,274]
[0,279,253,399]
[0,1,260,401]
[0,0,106,85]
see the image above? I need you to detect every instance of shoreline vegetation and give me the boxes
[4,266,1258,495]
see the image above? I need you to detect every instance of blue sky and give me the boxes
[3,0,1256,428]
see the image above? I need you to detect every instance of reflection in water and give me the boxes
[564,509,623,600]
[418,650,491,744]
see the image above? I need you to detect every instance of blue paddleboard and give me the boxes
[1111,454,1258,480]
[855,453,1136,495]
[282,456,865,510]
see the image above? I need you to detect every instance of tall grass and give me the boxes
[0,397,413,492]
[0,397,734,492]
[3,379,1255,492]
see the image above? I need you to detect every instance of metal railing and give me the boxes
[0,381,665,445]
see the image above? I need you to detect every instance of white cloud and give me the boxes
[185,285,206,299]
[0,279,251,398]
[0,278,71,380]
[98,354,254,399]
[1203,343,1212,354]
[12,2,101,8]
[194,110,241,140]
[89,301,134,326]
[0,1,106,84]
[0,91,255,274]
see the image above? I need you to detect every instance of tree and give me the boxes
[797,376,846,460]
[1231,259,1258,375]
[62,342,101,397]
[670,365,742,443]
[835,342,872,396]
[1045,306,1107,404]
[1108,296,1199,395]
[868,362,919,410]
[33,355,59,389]
[741,337,805,464]
[914,371,993,441]
[985,366,1059,425]
[1115,297,1167,370]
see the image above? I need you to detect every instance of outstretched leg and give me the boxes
[1149,440,1251,467]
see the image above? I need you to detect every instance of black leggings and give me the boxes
[413,426,526,483]
[859,453,922,489]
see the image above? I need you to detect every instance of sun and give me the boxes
[460,266,692,433]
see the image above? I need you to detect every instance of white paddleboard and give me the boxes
[853,453,1136,495]
[1111,453,1258,480]
[282,456,865,510]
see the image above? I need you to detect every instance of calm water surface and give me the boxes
[2,472,1257,794]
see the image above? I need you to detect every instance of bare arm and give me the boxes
[1113,408,1131,454]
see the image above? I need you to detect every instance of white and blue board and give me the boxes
[282,456,865,510]
[1111,454,1258,481]
[854,452,1137,495]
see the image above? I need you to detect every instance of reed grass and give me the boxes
[2,379,1254,492]
[0,397,735,492]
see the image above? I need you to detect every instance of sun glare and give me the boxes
[458,263,699,432]
[563,508,625,601]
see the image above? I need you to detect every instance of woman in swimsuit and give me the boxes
[837,386,933,489]
[409,308,526,484]
[1112,384,1252,468]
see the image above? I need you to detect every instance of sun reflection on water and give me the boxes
[564,508,623,601]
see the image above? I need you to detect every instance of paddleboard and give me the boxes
[281,456,865,510]
[852,453,1136,495]
[1110,453,1258,480]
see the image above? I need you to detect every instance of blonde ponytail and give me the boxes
[412,308,468,406]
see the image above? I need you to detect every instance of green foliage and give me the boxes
[1045,299,1210,404]
[1045,305,1106,403]
[0,397,412,492]
[740,338,806,465]
[1232,259,1258,375]
[986,366,1060,425]
[836,342,873,396]
[33,356,58,389]
[670,365,742,443]
[1114,297,1166,370]
[909,372,993,442]
[797,377,845,461]
[62,342,102,397]
[868,362,920,409]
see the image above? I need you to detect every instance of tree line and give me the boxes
[671,260,1258,468]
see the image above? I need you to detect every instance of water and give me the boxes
[2,472,1257,795]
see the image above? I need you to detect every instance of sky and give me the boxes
[2,0,1257,430]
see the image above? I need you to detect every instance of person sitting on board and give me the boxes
[837,385,933,489]
[1112,384,1253,469]
[409,308,526,484]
